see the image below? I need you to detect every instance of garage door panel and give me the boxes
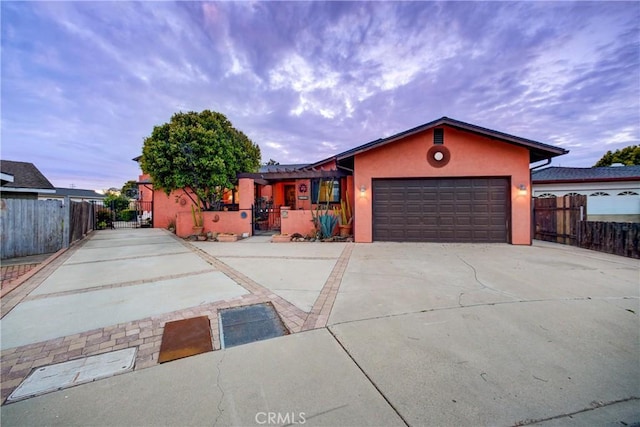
[373,178,509,243]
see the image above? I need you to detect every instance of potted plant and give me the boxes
[191,204,204,236]
[337,190,353,237]
[310,179,340,239]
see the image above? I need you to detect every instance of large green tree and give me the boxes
[594,145,640,167]
[140,110,261,210]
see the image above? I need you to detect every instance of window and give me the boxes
[311,179,340,203]
[536,193,556,198]
[618,191,639,196]
[565,192,582,197]
[589,192,610,196]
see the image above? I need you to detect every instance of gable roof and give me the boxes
[0,160,55,193]
[532,166,640,183]
[314,116,568,167]
[53,187,106,199]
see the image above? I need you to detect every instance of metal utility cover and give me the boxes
[8,347,137,403]
[219,303,288,348]
[158,316,213,363]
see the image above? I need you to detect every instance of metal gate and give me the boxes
[93,200,153,229]
[253,199,280,233]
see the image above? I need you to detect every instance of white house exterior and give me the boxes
[38,187,106,204]
[532,166,640,222]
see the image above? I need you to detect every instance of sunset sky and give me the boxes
[2,1,639,190]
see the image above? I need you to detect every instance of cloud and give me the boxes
[1,1,638,189]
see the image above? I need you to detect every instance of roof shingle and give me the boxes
[0,160,55,190]
[532,166,640,182]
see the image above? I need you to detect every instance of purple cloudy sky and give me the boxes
[2,1,639,190]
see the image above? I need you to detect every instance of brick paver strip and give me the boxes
[0,243,85,317]
[1,264,39,284]
[22,269,215,302]
[0,292,272,404]
[302,243,354,331]
[63,250,191,266]
[177,238,308,333]
[0,248,68,299]
[0,232,351,404]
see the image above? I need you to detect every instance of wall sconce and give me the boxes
[360,184,366,196]
[518,184,527,196]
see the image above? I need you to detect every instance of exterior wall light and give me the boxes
[360,185,366,196]
[518,184,527,196]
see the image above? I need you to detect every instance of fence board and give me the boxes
[69,201,94,244]
[578,222,640,258]
[1,199,65,259]
[533,195,587,244]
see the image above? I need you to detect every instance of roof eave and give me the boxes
[1,187,56,194]
[238,169,349,181]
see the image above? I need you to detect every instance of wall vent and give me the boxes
[434,128,444,145]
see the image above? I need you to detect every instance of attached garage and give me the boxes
[305,116,568,244]
[372,177,509,242]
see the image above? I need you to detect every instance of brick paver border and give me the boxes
[1,233,355,404]
[302,243,354,330]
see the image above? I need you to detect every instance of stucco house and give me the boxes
[532,166,640,222]
[137,117,567,244]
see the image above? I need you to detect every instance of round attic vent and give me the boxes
[427,145,451,168]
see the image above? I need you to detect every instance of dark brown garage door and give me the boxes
[372,178,509,242]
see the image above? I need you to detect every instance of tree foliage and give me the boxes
[121,180,138,199]
[140,110,261,210]
[594,145,640,167]
[103,190,130,212]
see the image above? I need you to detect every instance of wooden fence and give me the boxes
[578,222,640,258]
[0,198,95,259]
[533,195,587,245]
[534,195,639,258]
[69,201,95,244]
[1,199,65,259]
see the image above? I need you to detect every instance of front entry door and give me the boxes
[284,185,296,209]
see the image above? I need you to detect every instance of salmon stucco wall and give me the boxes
[153,179,254,237]
[280,209,315,236]
[353,127,531,244]
[176,211,252,237]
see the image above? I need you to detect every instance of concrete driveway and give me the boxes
[1,230,638,426]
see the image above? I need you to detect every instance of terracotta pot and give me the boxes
[217,234,238,242]
[192,226,204,235]
[339,225,352,237]
[271,234,292,243]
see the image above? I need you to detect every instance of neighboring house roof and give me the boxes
[312,116,568,167]
[51,187,106,199]
[259,164,309,173]
[532,166,640,184]
[0,160,55,193]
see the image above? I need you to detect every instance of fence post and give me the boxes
[62,196,71,249]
